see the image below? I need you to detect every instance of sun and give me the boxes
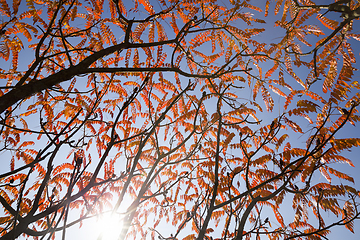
[83,194,133,240]
[93,212,124,240]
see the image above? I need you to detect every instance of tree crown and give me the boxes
[0,0,359,239]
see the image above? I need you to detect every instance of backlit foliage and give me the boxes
[0,0,360,239]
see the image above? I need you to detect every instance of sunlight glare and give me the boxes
[95,212,123,240]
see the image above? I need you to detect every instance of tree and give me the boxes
[0,0,360,239]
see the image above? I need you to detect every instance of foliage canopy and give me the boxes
[0,0,360,239]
